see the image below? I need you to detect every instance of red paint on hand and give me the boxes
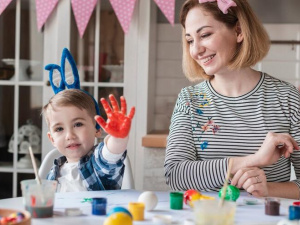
[95,94,135,138]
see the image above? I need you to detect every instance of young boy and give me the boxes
[42,89,135,192]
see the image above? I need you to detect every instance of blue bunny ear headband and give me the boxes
[45,48,100,130]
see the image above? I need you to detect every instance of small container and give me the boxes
[193,199,236,225]
[170,192,184,210]
[265,198,280,216]
[92,198,107,215]
[289,205,300,220]
[152,214,172,224]
[20,179,57,218]
[128,202,144,221]
[293,201,300,206]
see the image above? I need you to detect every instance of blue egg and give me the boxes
[107,207,132,218]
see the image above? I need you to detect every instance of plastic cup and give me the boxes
[193,199,236,225]
[20,179,57,218]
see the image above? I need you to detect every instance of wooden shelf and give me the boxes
[142,131,168,148]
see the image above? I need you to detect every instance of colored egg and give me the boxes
[184,190,199,205]
[218,185,240,202]
[184,190,201,207]
[184,189,215,207]
[138,191,158,211]
[107,207,132,218]
[104,212,132,225]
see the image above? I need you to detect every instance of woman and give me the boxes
[164,0,300,199]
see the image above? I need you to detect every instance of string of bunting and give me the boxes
[0,0,175,37]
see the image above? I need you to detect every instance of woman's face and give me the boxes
[184,6,242,75]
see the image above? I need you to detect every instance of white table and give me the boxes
[0,190,295,224]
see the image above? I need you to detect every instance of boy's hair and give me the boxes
[180,0,270,82]
[42,89,97,127]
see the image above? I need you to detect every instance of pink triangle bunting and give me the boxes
[0,0,13,16]
[71,0,97,38]
[109,0,137,34]
[35,0,59,31]
[153,0,175,25]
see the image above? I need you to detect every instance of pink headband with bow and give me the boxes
[199,0,237,14]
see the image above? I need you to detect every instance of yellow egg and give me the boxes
[104,212,133,225]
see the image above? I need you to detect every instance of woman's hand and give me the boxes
[95,94,135,138]
[254,132,299,167]
[231,167,268,197]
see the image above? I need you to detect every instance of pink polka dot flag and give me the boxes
[109,0,137,34]
[71,0,97,38]
[153,0,175,25]
[0,0,13,16]
[35,0,59,31]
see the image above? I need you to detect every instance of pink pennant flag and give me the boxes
[0,0,13,15]
[71,0,97,38]
[153,0,175,25]
[109,0,137,34]
[35,0,59,31]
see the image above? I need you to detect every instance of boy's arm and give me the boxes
[93,140,127,190]
[93,94,135,189]
[106,135,129,154]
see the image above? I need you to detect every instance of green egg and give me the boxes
[218,185,240,202]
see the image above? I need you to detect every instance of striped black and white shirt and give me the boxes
[164,73,300,192]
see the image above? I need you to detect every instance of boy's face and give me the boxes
[47,105,98,163]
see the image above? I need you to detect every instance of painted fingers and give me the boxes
[95,94,135,138]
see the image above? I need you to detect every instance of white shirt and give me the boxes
[57,161,87,192]
[57,137,124,192]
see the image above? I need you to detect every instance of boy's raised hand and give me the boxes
[95,94,135,138]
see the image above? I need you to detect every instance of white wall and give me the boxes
[154,24,193,131]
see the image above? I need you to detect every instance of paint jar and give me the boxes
[170,192,184,210]
[193,199,236,225]
[128,202,145,221]
[265,198,280,216]
[20,179,57,218]
[92,198,107,215]
[289,205,300,220]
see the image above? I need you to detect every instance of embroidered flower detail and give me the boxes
[200,141,208,150]
[199,99,210,107]
[207,118,214,125]
[196,108,203,115]
[212,124,220,134]
[201,123,210,132]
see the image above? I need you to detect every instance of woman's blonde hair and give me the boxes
[180,0,270,81]
[42,89,97,127]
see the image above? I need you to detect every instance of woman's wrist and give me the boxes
[230,154,259,174]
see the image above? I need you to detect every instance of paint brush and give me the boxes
[28,146,42,185]
[28,146,45,205]
[219,159,233,207]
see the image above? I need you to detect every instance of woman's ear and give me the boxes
[95,129,102,138]
[235,22,243,43]
[47,131,55,145]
